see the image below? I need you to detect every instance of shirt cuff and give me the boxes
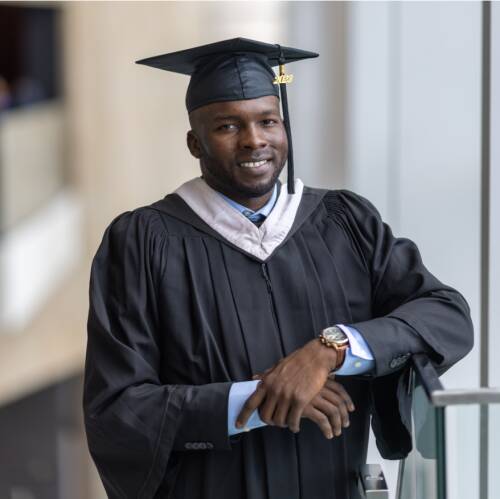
[334,324,375,376]
[227,380,267,436]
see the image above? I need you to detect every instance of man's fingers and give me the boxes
[322,389,351,427]
[258,396,279,426]
[321,387,350,426]
[287,399,308,433]
[236,383,266,429]
[314,397,343,436]
[303,407,333,439]
[272,395,291,428]
[324,379,355,412]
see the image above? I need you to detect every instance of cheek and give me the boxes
[272,128,288,156]
[205,137,235,160]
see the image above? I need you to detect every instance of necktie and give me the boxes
[243,210,266,227]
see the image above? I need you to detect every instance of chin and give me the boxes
[234,178,278,198]
[235,170,283,196]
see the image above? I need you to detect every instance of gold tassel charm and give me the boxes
[273,64,294,85]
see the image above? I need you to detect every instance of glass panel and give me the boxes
[444,404,480,499]
[397,447,415,499]
[489,404,500,499]
[397,373,446,499]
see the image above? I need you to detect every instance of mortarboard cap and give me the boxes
[136,38,319,194]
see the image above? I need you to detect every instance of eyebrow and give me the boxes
[213,115,240,122]
[212,109,280,122]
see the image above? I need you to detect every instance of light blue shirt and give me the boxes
[217,183,278,222]
[214,184,375,436]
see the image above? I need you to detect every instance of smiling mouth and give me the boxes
[238,159,270,168]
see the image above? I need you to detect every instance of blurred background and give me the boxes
[0,1,498,498]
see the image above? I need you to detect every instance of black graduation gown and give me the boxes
[84,187,473,499]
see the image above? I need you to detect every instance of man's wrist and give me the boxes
[313,338,339,371]
[317,326,350,371]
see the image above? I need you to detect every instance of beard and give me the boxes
[200,158,285,199]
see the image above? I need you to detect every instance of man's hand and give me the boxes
[236,339,339,433]
[302,378,355,439]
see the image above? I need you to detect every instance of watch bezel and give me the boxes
[320,326,349,347]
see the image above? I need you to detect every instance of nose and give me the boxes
[239,124,267,150]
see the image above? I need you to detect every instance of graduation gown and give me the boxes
[84,179,473,499]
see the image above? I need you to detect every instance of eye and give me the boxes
[262,119,278,127]
[217,123,238,131]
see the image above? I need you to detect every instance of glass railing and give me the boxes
[489,404,500,497]
[395,355,446,499]
[396,354,500,499]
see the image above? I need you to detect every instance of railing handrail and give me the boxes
[412,353,500,407]
[431,388,500,406]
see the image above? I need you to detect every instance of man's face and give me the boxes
[187,95,288,201]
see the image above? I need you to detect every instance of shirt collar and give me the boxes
[216,183,278,218]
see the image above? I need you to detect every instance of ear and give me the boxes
[187,130,202,159]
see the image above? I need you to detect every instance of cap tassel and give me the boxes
[276,47,295,194]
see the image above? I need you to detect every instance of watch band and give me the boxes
[333,346,347,371]
[318,331,349,371]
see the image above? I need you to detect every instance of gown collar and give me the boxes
[174,177,304,260]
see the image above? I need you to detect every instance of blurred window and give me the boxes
[0,4,60,110]
[0,4,65,232]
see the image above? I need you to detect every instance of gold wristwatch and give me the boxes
[318,326,350,372]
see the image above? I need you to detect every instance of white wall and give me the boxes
[287,2,348,190]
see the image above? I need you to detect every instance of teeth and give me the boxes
[239,160,268,168]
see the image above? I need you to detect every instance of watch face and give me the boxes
[324,326,348,344]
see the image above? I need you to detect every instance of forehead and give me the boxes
[192,95,281,122]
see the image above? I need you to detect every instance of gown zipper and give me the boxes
[261,263,304,499]
[261,263,286,356]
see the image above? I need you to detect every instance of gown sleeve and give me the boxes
[334,190,474,458]
[84,209,232,499]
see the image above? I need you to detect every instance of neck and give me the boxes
[227,191,273,211]
[203,179,276,211]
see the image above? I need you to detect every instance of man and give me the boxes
[84,38,473,499]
